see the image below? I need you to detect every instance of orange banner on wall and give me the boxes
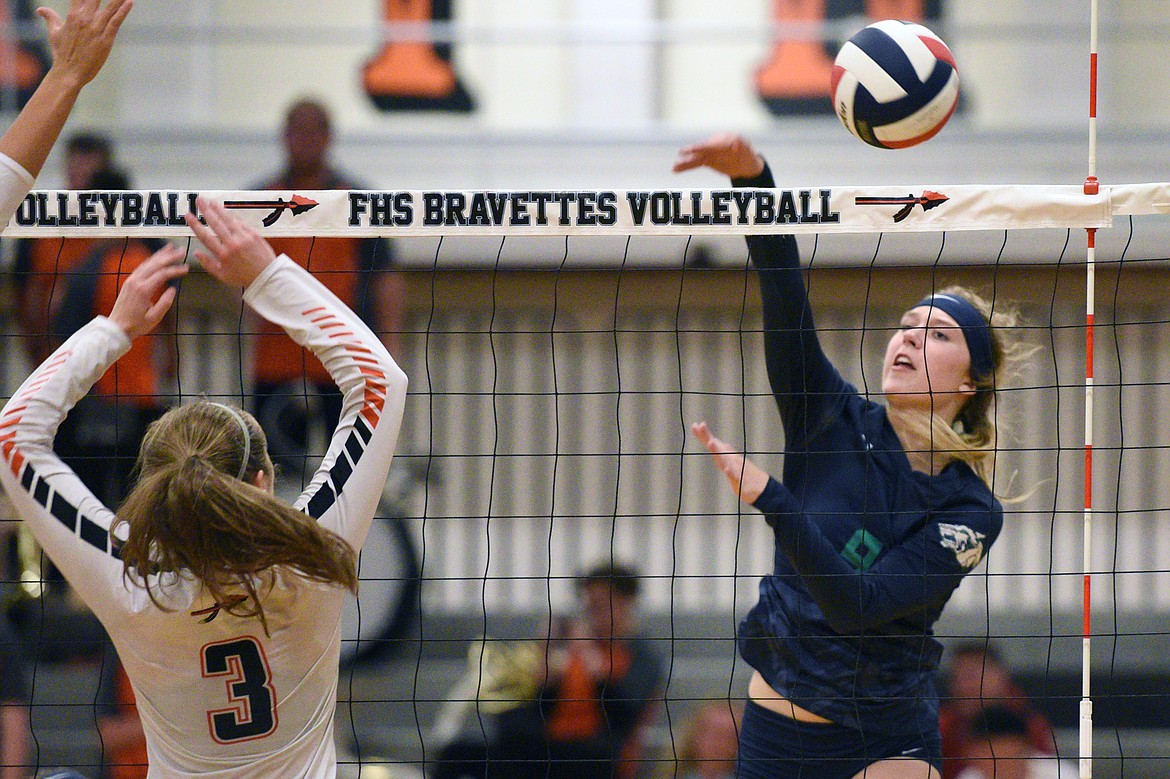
[756,0,936,116]
[363,0,474,113]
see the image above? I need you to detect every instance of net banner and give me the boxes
[5,183,1150,238]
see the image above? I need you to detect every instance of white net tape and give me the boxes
[10,181,1169,238]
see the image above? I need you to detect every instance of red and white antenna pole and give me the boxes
[1081,0,1099,776]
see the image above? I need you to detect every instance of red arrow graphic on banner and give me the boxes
[854,191,949,223]
[224,194,319,227]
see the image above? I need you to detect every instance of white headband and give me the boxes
[208,402,251,481]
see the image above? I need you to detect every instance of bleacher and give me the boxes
[17,607,1170,778]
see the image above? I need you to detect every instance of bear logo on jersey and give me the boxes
[937,523,986,570]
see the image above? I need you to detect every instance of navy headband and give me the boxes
[913,293,995,381]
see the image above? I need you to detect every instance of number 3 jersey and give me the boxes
[0,255,408,778]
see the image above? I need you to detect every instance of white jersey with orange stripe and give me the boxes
[0,254,408,778]
[0,150,35,230]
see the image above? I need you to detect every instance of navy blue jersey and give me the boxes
[734,164,1003,738]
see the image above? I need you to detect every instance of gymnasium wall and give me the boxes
[9,0,1160,213]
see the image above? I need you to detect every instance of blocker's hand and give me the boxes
[107,244,188,340]
[42,0,133,88]
[672,133,766,180]
[691,421,770,505]
[185,196,277,288]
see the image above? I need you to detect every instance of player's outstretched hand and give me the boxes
[691,421,770,504]
[672,133,766,180]
[186,197,276,288]
[40,0,133,88]
[107,244,188,340]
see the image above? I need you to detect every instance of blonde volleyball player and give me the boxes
[675,134,1023,779]
[0,0,131,226]
[0,198,407,777]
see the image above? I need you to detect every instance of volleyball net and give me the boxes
[3,181,1170,777]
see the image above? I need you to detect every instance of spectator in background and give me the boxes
[0,0,52,108]
[0,0,131,765]
[432,562,664,779]
[13,156,170,510]
[656,700,743,779]
[953,706,1076,779]
[0,618,31,779]
[250,97,405,487]
[63,130,112,198]
[12,131,112,367]
[9,155,168,660]
[97,650,147,779]
[940,642,1057,779]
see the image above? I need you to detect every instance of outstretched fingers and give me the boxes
[135,244,189,288]
[35,7,61,34]
[184,202,223,256]
[672,142,719,174]
[107,244,189,340]
[43,0,134,86]
[691,421,735,460]
[96,0,133,27]
[185,196,276,288]
[690,421,769,504]
[672,133,764,179]
[96,0,133,41]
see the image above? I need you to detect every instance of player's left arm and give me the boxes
[0,247,186,622]
[245,249,407,550]
[754,477,1003,634]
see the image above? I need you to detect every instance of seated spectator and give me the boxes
[97,650,147,779]
[940,642,1057,779]
[954,706,1076,779]
[0,617,31,779]
[431,562,664,779]
[656,700,743,779]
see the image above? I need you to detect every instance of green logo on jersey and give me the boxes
[842,528,883,571]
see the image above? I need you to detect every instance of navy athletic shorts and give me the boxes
[736,699,942,779]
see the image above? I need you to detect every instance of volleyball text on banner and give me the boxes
[1,184,1122,239]
[362,0,474,112]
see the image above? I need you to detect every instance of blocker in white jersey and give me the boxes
[0,198,408,778]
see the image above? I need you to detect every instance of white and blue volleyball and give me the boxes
[831,20,959,149]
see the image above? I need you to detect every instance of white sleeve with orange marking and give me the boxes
[0,254,406,624]
[242,255,408,550]
[0,316,136,621]
[0,151,34,231]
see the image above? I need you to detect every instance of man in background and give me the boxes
[250,97,405,487]
[8,140,165,663]
[432,562,664,779]
[953,706,1076,779]
[12,139,168,509]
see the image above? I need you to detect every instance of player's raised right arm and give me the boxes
[0,0,132,226]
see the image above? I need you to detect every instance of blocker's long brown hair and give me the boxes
[115,401,358,632]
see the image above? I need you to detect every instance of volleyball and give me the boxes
[831,20,959,149]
